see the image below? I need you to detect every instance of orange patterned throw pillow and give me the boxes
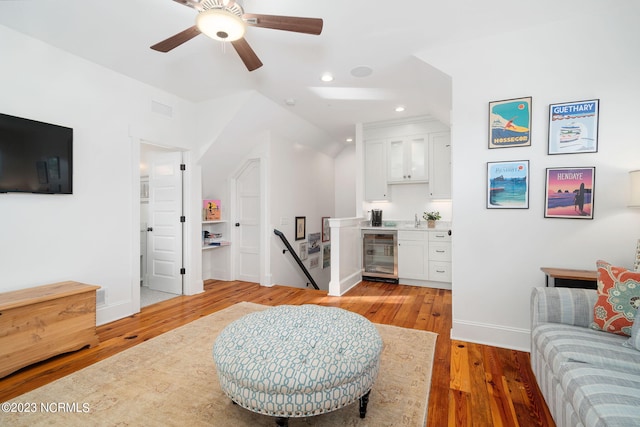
[591,260,640,336]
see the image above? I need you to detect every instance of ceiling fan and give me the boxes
[151,0,323,71]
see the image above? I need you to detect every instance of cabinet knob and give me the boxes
[235,223,240,227]
[147,227,153,232]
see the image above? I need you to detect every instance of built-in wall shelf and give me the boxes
[202,244,231,250]
[202,219,231,280]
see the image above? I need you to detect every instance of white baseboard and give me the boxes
[399,278,452,290]
[97,300,136,326]
[451,319,531,352]
[329,270,361,296]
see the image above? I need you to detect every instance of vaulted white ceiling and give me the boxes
[0,0,611,145]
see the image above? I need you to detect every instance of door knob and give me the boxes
[235,223,240,227]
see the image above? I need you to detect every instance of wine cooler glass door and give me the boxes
[362,231,398,281]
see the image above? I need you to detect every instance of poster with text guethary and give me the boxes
[548,99,599,154]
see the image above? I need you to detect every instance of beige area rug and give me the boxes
[1,302,437,427]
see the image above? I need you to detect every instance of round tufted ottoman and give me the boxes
[213,305,383,426]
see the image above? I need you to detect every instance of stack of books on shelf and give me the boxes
[203,231,230,247]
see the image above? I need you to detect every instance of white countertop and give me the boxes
[360,221,452,231]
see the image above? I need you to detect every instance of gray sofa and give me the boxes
[530,287,640,427]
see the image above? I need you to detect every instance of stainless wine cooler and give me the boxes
[362,229,398,283]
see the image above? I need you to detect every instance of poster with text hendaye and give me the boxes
[545,167,595,219]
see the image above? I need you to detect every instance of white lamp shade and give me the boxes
[196,9,246,42]
[630,170,640,207]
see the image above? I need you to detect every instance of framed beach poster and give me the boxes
[548,99,599,154]
[487,160,529,209]
[545,167,595,219]
[489,96,532,148]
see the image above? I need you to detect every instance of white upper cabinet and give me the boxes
[364,139,390,201]
[429,132,451,199]
[386,135,428,184]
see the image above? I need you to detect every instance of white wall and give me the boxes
[269,135,335,290]
[334,144,357,218]
[418,4,640,350]
[0,26,198,324]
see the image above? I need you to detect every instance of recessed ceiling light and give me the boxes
[350,66,373,78]
[284,98,296,106]
[345,137,353,143]
[395,105,406,112]
[321,73,334,82]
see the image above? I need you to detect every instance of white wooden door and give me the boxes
[235,159,260,283]
[147,151,183,294]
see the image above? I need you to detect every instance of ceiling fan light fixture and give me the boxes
[196,8,246,42]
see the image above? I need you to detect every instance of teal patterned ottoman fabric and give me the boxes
[213,305,383,418]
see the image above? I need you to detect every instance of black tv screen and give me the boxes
[0,113,73,194]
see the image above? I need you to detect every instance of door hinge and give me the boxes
[180,164,186,171]
[180,215,186,223]
[180,268,186,275]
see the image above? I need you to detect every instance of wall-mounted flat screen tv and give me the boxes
[0,113,73,194]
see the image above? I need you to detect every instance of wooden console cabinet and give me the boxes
[0,281,100,378]
[540,267,597,290]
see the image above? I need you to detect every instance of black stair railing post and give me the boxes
[273,229,320,290]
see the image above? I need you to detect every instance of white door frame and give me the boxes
[131,137,196,313]
[229,154,271,286]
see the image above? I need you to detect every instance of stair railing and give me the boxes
[273,229,320,290]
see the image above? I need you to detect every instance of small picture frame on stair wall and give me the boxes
[299,242,308,260]
[295,216,306,241]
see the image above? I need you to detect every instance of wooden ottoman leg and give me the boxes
[359,390,372,418]
[275,416,289,426]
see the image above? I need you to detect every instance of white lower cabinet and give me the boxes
[397,230,429,280]
[397,228,452,284]
[428,231,451,282]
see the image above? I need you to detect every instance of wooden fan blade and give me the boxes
[230,38,263,71]
[150,26,201,52]
[243,14,323,35]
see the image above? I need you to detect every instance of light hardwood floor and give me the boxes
[0,280,555,426]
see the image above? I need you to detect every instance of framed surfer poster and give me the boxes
[487,160,529,209]
[488,96,532,149]
[548,99,599,154]
[545,167,595,219]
